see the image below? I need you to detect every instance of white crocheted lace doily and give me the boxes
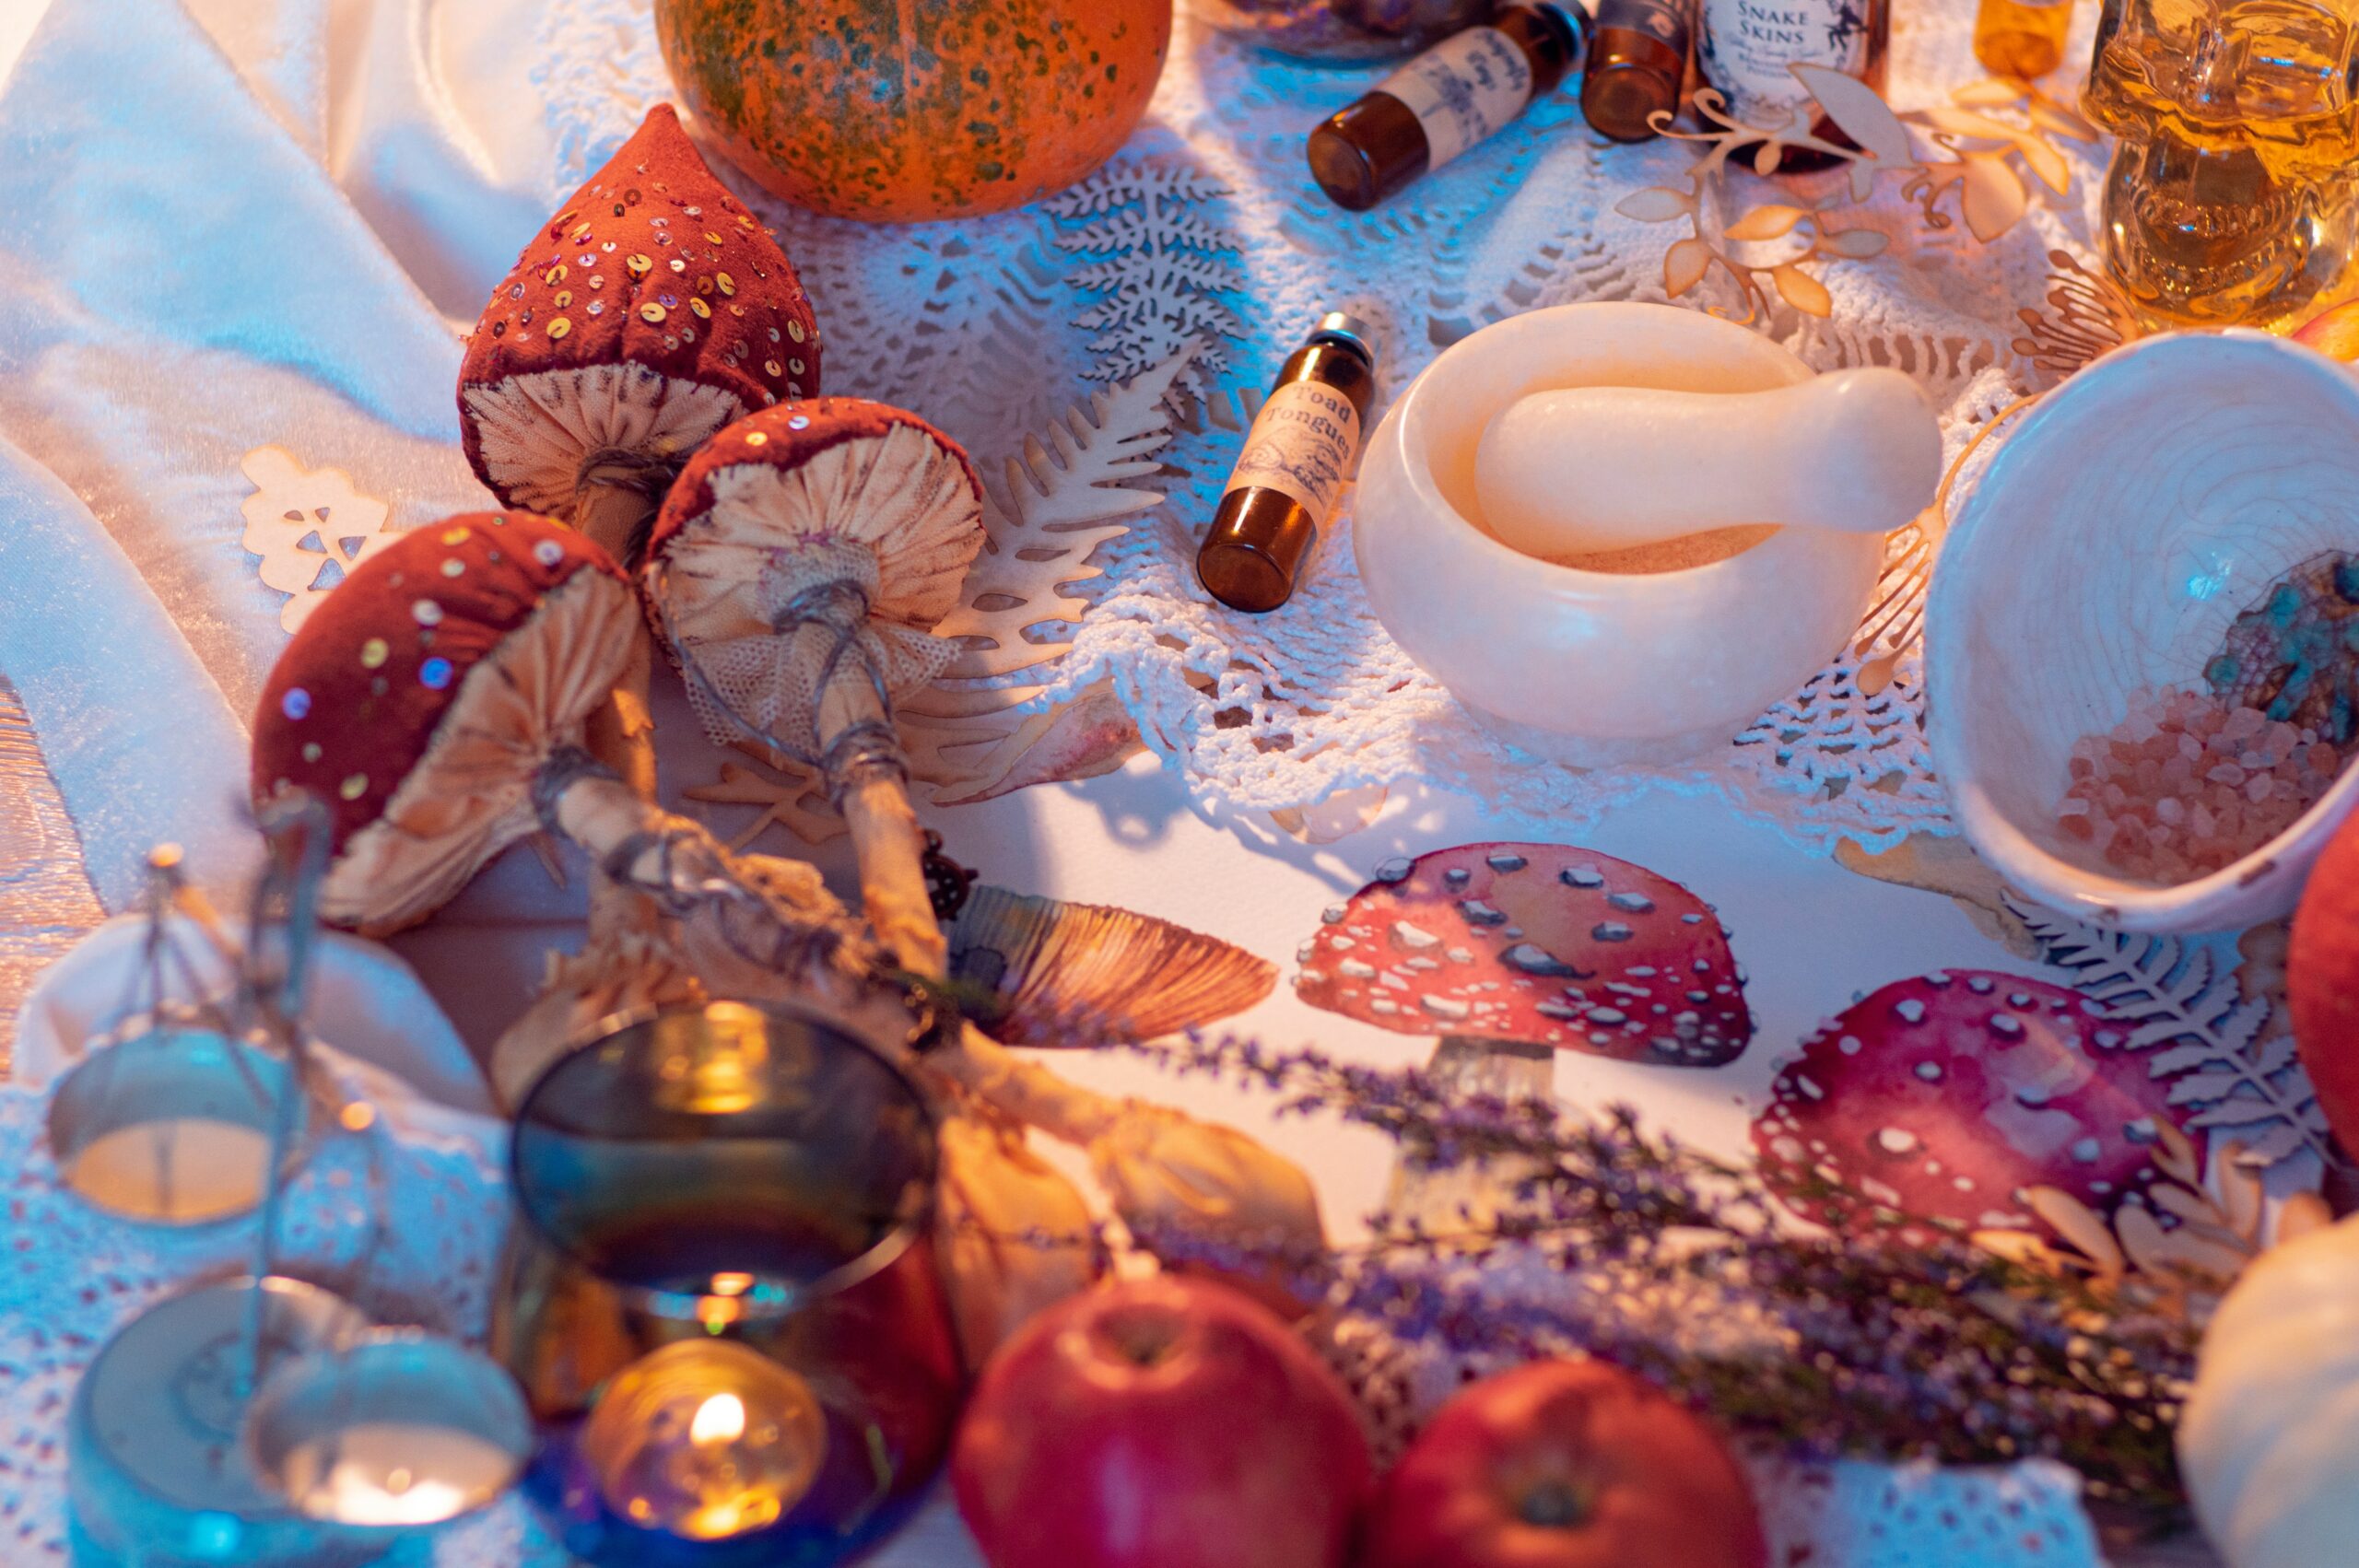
[535,0,2099,856]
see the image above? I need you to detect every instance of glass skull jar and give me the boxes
[494,1002,962,1567]
[2083,0,2359,329]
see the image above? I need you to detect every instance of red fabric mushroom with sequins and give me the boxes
[1296,844,1755,1093]
[252,512,646,931]
[459,104,822,569]
[1752,971,2200,1246]
[644,397,986,975]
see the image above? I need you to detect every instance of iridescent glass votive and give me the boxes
[496,1001,962,1567]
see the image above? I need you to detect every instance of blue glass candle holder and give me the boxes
[495,1000,963,1567]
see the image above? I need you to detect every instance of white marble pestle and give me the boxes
[1473,368,1942,558]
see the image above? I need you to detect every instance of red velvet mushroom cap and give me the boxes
[1753,971,2199,1246]
[459,105,823,535]
[643,398,986,755]
[252,512,640,931]
[1294,844,1754,1065]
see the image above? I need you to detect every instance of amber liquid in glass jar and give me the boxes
[2083,0,2359,328]
[1309,6,1588,211]
[1696,0,1891,171]
[1974,0,2076,77]
[1198,314,1379,614]
[1582,0,1695,141]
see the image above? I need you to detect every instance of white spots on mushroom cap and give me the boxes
[1446,948,1474,965]
[1485,851,1528,872]
[1837,1035,1863,1056]
[1561,865,1605,889]
[1459,900,1506,925]
[1379,972,1410,992]
[1421,995,1472,1022]
[1442,867,1471,889]
[1894,998,1928,1024]
[2124,1117,2159,1143]
[1915,1060,1944,1082]
[1605,891,1655,913]
[1372,857,1414,884]
[1337,959,1377,980]
[1320,904,1350,925]
[1873,1128,1919,1156]
[1391,920,1441,951]
[1592,922,1635,942]
[2070,1136,2103,1164]
[1503,943,1581,977]
[1966,976,1996,994]
[1369,999,1399,1016]
[1403,956,1440,972]
[1988,1013,2025,1039]
[1680,912,1704,925]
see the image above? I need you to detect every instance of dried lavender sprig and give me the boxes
[1106,1030,2199,1524]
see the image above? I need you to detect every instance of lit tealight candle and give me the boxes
[581,1340,827,1541]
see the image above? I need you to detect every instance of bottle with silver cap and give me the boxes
[1198,312,1379,614]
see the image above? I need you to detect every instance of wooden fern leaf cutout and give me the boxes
[239,446,397,633]
[932,343,1196,684]
[2006,893,2333,1170]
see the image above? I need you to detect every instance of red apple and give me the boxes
[951,1276,1371,1568]
[2291,813,2359,1156]
[1359,1359,1766,1568]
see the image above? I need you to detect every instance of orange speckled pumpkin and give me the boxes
[655,0,1172,223]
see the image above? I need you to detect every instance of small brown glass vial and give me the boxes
[1198,314,1378,614]
[1580,0,1692,143]
[1308,6,1588,212]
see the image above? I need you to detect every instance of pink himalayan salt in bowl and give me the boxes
[2059,687,2344,884]
[1927,330,2359,933]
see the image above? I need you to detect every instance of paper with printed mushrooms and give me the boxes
[1752,971,2201,1248]
[644,398,985,975]
[1297,844,1755,1097]
[459,104,822,570]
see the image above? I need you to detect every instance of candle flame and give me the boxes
[690,1392,746,1446]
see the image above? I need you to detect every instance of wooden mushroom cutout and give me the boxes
[945,883,1277,1045]
[1297,844,1754,1225]
[643,398,985,974]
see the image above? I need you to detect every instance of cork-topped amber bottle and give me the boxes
[1198,314,1379,614]
[1308,6,1589,212]
[1582,0,1694,142]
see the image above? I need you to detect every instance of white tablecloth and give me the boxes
[0,0,2215,1560]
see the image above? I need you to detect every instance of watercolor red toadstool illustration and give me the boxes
[1296,843,1754,1095]
[1753,971,2201,1246]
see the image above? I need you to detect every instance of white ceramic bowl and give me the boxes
[1354,302,1886,763]
[1927,329,2359,932]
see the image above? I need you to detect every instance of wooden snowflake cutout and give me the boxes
[239,446,397,633]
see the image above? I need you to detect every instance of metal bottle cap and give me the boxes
[1308,311,1377,365]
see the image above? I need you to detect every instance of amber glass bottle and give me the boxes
[1696,0,1891,171]
[1581,0,1695,143]
[1974,0,2075,78]
[1308,6,1589,211]
[1198,315,1379,614]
